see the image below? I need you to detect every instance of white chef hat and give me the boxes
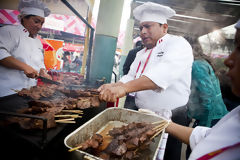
[18,0,51,18]
[235,19,240,29]
[133,2,175,24]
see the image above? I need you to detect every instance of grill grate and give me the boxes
[0,93,106,149]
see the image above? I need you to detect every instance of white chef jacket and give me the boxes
[0,24,45,97]
[189,106,240,160]
[120,34,193,112]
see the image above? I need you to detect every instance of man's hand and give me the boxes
[98,83,115,92]
[98,82,124,92]
[98,85,127,102]
[23,65,39,79]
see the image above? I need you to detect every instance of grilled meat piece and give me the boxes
[76,134,103,151]
[21,106,47,114]
[126,137,139,150]
[105,138,119,154]
[57,73,83,86]
[104,122,157,158]
[59,89,98,98]
[77,97,91,109]
[17,85,57,100]
[124,151,135,160]
[99,152,110,160]
[91,96,100,107]
[112,142,127,156]
[28,100,55,108]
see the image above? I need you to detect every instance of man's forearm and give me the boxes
[166,122,193,145]
[0,56,28,71]
[123,76,159,93]
[112,81,124,87]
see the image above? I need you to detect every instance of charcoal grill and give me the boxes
[0,91,106,159]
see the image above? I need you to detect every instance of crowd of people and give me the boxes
[61,51,82,73]
[0,0,239,159]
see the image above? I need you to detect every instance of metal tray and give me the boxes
[64,107,164,160]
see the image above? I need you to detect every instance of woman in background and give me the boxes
[187,40,228,127]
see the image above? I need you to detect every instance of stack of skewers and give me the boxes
[55,110,83,124]
[68,120,170,160]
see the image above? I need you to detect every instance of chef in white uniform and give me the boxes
[98,2,193,159]
[0,0,51,97]
[165,20,240,160]
[99,2,193,114]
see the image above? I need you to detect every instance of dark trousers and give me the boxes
[124,95,138,110]
[185,118,221,159]
[164,105,190,160]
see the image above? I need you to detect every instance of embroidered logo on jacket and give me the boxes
[156,51,164,57]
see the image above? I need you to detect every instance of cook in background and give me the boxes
[0,0,51,97]
[165,19,240,160]
[98,2,193,160]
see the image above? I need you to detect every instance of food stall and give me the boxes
[0,0,239,160]
[0,0,100,159]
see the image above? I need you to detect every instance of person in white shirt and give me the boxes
[166,20,240,160]
[0,0,51,97]
[98,2,193,159]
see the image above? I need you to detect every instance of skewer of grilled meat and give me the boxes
[17,85,57,100]
[69,134,103,152]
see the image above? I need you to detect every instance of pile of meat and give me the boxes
[17,85,100,109]
[14,100,65,129]
[18,85,58,100]
[50,72,84,86]
[13,84,100,129]
[74,122,157,160]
